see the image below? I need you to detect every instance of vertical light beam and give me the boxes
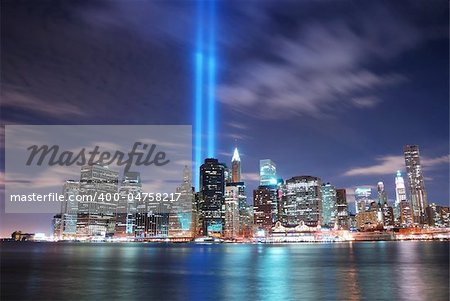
[194,0,204,190]
[207,0,216,158]
[194,0,217,189]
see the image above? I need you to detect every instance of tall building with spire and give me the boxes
[404,145,428,224]
[394,170,407,220]
[231,147,241,183]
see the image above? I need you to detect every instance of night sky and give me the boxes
[1,0,448,236]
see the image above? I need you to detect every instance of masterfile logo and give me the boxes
[4,125,191,213]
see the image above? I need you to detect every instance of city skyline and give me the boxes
[1,0,449,236]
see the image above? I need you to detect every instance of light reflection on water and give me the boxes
[1,241,448,300]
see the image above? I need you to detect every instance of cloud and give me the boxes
[422,155,450,167]
[217,4,417,119]
[228,122,248,130]
[2,87,86,118]
[242,172,260,182]
[344,154,449,176]
[351,96,382,108]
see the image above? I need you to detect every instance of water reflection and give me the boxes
[1,242,448,300]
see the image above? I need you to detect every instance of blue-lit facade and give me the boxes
[321,183,337,228]
[260,159,277,186]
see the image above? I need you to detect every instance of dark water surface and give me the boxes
[1,241,448,300]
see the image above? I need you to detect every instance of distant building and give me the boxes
[77,164,119,238]
[321,183,337,228]
[11,231,34,241]
[399,200,413,226]
[354,187,372,213]
[281,176,322,227]
[394,171,407,220]
[336,189,349,229]
[61,180,79,239]
[169,166,195,238]
[115,172,141,238]
[426,203,450,228]
[143,201,170,237]
[381,203,394,227]
[224,186,239,239]
[227,181,250,237]
[231,147,241,183]
[260,159,277,186]
[377,182,388,205]
[52,214,62,239]
[404,145,428,224]
[253,186,276,233]
[355,211,379,231]
[199,158,225,236]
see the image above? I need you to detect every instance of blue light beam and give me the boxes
[194,0,205,190]
[207,0,216,158]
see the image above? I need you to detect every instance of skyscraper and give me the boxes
[224,186,239,239]
[377,181,388,205]
[281,176,322,227]
[169,166,195,238]
[61,180,79,239]
[394,170,407,220]
[354,187,372,213]
[321,183,337,228]
[336,189,349,229]
[115,171,141,238]
[399,200,413,226]
[199,158,226,236]
[253,186,276,233]
[404,145,428,224]
[227,181,249,237]
[260,159,277,186]
[381,203,394,227]
[231,147,241,183]
[77,164,119,238]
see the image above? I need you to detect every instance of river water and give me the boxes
[1,241,448,300]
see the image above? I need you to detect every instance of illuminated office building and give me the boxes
[52,214,62,239]
[377,181,388,205]
[336,189,349,229]
[425,203,450,227]
[224,186,239,239]
[355,211,379,231]
[227,181,249,237]
[404,145,428,224]
[260,159,277,186]
[77,164,119,238]
[199,158,226,236]
[253,186,276,233]
[381,203,394,227]
[354,187,372,213]
[321,183,337,228]
[61,180,79,239]
[115,172,141,238]
[399,200,413,226]
[394,170,407,220]
[231,147,241,182]
[281,176,322,227]
[143,201,170,237]
[169,166,195,238]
